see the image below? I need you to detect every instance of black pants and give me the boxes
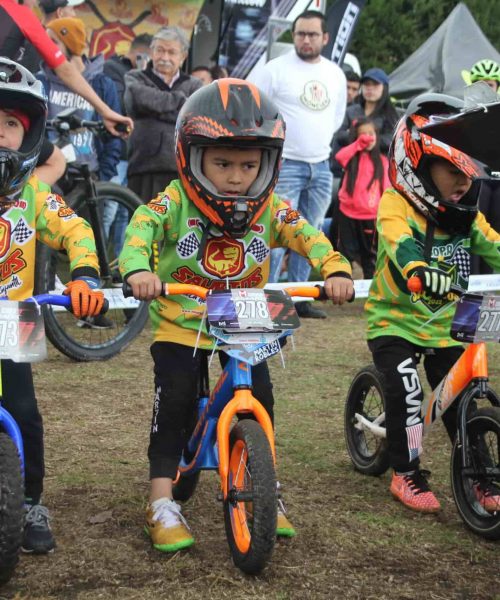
[368,336,463,472]
[1,360,44,502]
[149,342,275,479]
[337,210,377,279]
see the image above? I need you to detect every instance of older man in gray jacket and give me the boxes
[124,26,202,202]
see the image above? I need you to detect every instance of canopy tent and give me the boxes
[389,3,500,101]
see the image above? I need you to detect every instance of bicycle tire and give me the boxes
[35,182,149,361]
[344,365,390,476]
[0,432,24,585]
[451,402,500,540]
[172,471,200,502]
[223,419,276,575]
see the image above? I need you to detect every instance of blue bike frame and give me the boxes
[175,330,291,501]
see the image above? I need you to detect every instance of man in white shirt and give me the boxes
[249,10,347,317]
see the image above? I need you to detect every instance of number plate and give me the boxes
[206,289,300,332]
[451,294,500,343]
[218,338,283,366]
[0,301,47,362]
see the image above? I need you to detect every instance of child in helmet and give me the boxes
[119,78,354,552]
[0,58,104,553]
[469,59,500,93]
[365,93,500,514]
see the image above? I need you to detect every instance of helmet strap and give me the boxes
[196,222,212,262]
[423,223,435,263]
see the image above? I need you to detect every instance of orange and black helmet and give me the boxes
[389,93,487,233]
[175,78,285,237]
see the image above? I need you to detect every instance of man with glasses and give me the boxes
[124,26,202,201]
[249,10,347,318]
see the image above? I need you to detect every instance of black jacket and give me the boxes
[124,62,202,177]
[103,54,134,160]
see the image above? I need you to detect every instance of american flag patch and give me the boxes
[406,423,423,462]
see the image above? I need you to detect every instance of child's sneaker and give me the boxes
[277,506,296,537]
[22,504,56,554]
[390,470,441,513]
[473,479,500,513]
[145,497,194,552]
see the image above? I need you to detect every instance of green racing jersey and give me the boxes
[366,189,500,347]
[119,179,352,348]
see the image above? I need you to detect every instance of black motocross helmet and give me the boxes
[389,93,488,234]
[0,58,47,197]
[175,78,285,238]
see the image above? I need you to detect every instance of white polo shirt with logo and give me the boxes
[249,50,347,163]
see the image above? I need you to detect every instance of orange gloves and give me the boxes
[64,280,105,318]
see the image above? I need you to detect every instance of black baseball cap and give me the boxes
[39,0,85,16]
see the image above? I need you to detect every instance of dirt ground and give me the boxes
[2,301,500,600]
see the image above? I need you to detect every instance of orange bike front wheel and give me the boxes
[223,420,277,575]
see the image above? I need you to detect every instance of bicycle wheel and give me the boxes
[0,432,24,585]
[35,182,152,361]
[451,403,500,540]
[223,419,276,575]
[344,365,390,475]
[172,471,200,502]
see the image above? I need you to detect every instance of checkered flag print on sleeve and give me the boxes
[12,217,33,245]
[247,238,269,264]
[451,246,470,279]
[177,232,200,258]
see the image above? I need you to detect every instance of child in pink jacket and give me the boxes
[335,116,390,278]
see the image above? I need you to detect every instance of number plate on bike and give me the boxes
[0,301,47,362]
[451,293,500,343]
[206,289,300,332]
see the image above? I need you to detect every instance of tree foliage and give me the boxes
[348,0,500,74]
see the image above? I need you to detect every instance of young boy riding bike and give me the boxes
[365,93,500,514]
[0,58,104,553]
[119,78,354,552]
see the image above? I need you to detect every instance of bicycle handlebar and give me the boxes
[46,115,105,135]
[407,276,463,296]
[26,294,109,314]
[122,282,327,301]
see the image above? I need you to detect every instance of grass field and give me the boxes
[3,299,500,600]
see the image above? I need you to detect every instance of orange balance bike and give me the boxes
[124,282,326,574]
[344,279,500,539]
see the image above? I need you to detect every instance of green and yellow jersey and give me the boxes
[366,189,500,347]
[0,175,99,301]
[119,179,352,348]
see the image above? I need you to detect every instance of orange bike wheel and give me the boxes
[223,420,277,575]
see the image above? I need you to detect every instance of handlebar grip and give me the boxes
[407,276,422,293]
[114,122,130,134]
[101,298,109,314]
[314,284,328,301]
[122,282,133,298]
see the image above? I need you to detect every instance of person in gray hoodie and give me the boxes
[36,17,121,182]
[124,26,202,203]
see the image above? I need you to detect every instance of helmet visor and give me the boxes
[419,102,500,173]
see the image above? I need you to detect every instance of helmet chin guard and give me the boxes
[176,79,285,237]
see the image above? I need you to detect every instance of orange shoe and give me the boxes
[473,480,500,513]
[390,470,441,513]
